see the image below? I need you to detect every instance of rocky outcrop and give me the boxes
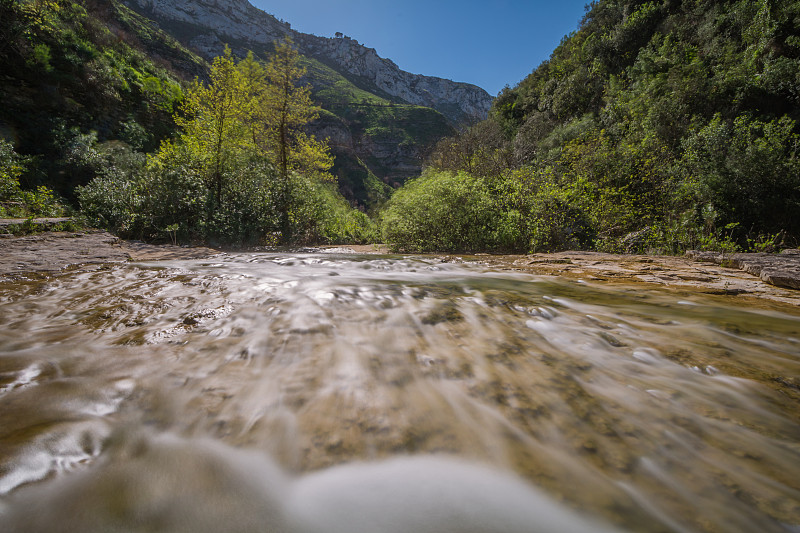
[296,35,491,124]
[123,0,291,46]
[122,0,492,125]
[686,249,800,290]
[0,230,221,277]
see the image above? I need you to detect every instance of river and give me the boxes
[0,252,798,532]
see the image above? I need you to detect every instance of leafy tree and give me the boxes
[254,38,333,241]
[236,50,267,146]
[172,46,249,207]
[163,41,334,241]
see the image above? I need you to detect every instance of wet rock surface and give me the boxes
[2,234,800,307]
[0,231,219,278]
[686,249,800,290]
[0,231,129,276]
[463,251,800,307]
[0,249,798,532]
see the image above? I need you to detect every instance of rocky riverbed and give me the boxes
[1,231,799,532]
[1,230,799,307]
[476,250,800,308]
[0,231,219,276]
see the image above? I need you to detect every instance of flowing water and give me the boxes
[0,252,798,532]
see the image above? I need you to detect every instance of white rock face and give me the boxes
[123,0,492,124]
[299,35,492,123]
[126,0,290,44]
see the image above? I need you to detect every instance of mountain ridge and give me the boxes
[122,0,492,125]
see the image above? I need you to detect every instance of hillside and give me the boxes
[382,0,800,253]
[493,0,799,149]
[498,0,800,243]
[0,0,205,198]
[119,0,490,208]
[0,0,488,209]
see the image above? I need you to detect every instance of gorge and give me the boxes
[120,0,494,206]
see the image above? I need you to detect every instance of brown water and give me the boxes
[0,252,798,532]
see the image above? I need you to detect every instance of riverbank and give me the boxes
[472,250,800,308]
[2,230,799,307]
[331,246,800,308]
[0,230,220,276]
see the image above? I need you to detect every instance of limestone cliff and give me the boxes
[297,35,491,125]
[123,0,492,125]
[122,0,291,45]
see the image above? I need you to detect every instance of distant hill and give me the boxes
[0,0,493,209]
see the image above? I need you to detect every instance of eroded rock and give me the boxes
[686,250,800,290]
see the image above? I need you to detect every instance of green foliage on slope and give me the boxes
[302,55,453,205]
[77,43,375,246]
[0,0,203,198]
[383,0,800,253]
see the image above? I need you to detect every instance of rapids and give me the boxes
[0,252,798,532]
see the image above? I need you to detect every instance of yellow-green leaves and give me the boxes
[172,46,250,200]
[166,40,333,196]
[149,39,334,242]
[256,39,333,182]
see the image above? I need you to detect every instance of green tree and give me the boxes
[142,42,339,244]
[235,50,266,146]
[256,38,333,241]
[171,46,249,208]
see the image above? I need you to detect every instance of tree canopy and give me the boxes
[388,0,800,254]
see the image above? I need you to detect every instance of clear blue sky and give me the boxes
[250,1,589,96]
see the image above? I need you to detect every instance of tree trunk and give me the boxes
[279,121,291,244]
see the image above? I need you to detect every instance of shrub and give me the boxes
[679,114,800,238]
[381,170,503,252]
[526,182,596,253]
[290,174,378,245]
[1,139,66,218]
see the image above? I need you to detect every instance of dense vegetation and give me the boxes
[78,41,376,245]
[0,139,67,218]
[382,0,800,254]
[5,0,799,253]
[0,0,202,196]
[1,0,375,245]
